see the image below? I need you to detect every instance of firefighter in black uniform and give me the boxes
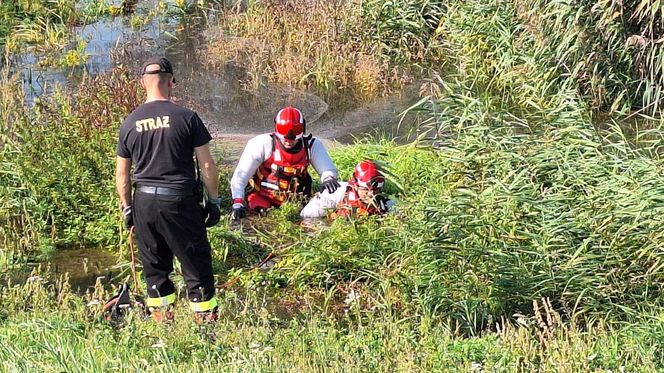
[115,57,220,322]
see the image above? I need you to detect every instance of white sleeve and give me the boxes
[300,182,348,218]
[230,134,271,199]
[309,139,338,182]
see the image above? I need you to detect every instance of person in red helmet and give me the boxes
[300,159,392,219]
[230,106,339,219]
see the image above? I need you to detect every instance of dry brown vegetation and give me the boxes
[206,0,412,103]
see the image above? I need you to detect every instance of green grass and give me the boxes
[2,0,664,370]
[0,274,662,371]
[235,132,663,327]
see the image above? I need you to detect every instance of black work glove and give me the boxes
[319,177,341,194]
[205,197,222,227]
[231,198,246,221]
[122,206,134,229]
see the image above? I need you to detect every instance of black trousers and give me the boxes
[133,191,215,303]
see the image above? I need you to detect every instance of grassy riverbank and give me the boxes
[2,0,664,371]
[0,275,662,371]
[1,104,662,369]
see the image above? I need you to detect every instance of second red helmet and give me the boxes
[353,160,385,190]
[274,107,305,140]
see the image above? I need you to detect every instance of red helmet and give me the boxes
[274,107,305,140]
[352,160,385,191]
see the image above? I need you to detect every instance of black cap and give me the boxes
[141,57,175,83]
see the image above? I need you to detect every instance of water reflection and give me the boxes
[3,246,120,294]
[49,245,119,292]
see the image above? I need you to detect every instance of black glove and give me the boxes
[122,206,133,229]
[319,177,341,194]
[205,197,221,227]
[231,198,246,221]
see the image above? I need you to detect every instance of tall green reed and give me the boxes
[512,0,664,116]
[390,0,664,327]
[360,0,446,65]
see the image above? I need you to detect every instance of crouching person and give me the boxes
[300,160,393,219]
[229,106,339,219]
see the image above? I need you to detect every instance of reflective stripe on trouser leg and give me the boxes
[146,293,176,308]
[189,297,218,312]
[134,192,214,305]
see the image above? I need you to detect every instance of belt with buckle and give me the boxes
[136,186,193,196]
